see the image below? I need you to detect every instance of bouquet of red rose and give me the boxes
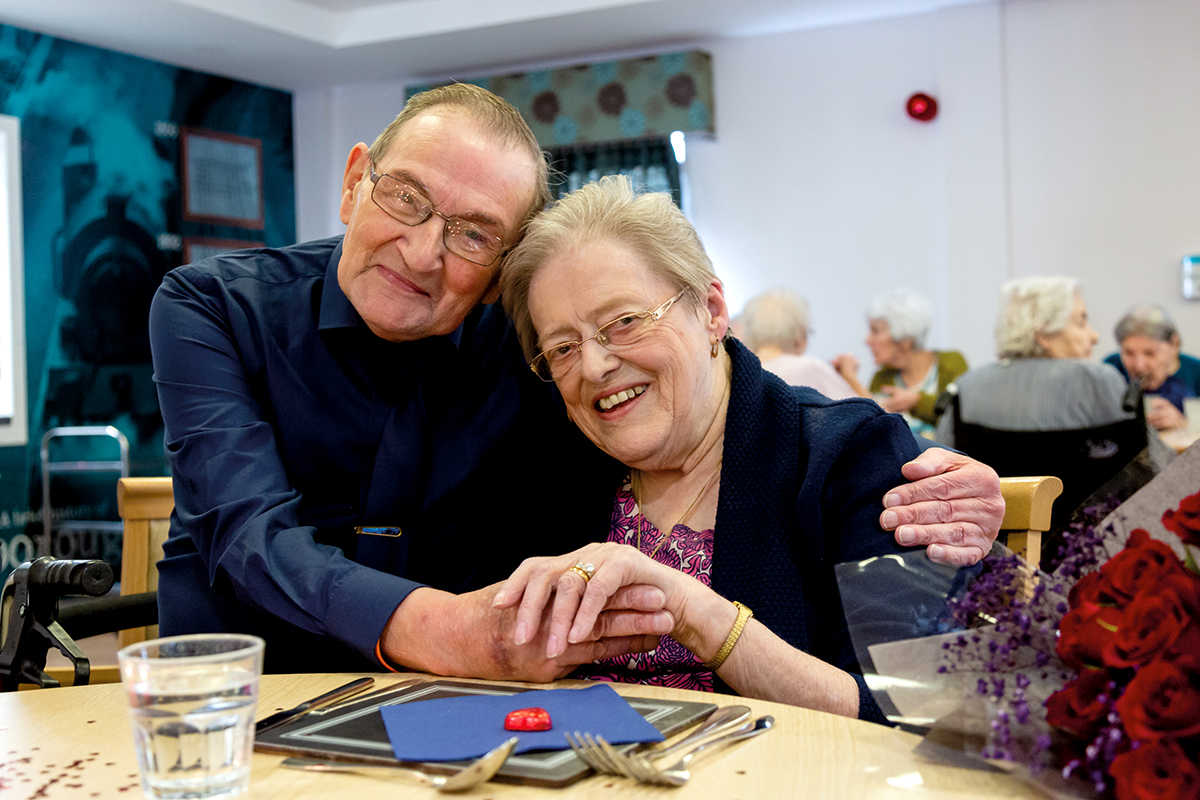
[1046,491,1200,800]
[838,459,1200,800]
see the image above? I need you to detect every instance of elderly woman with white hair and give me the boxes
[740,288,856,399]
[935,276,1133,446]
[1103,305,1200,431]
[834,288,967,437]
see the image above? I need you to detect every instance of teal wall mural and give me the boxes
[0,24,296,579]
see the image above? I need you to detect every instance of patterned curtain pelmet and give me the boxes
[408,50,714,149]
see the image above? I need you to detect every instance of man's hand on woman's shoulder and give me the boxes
[879,448,1004,566]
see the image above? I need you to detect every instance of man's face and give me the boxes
[337,109,538,342]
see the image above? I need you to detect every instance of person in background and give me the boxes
[834,288,967,438]
[1103,305,1199,432]
[740,288,856,399]
[935,276,1133,447]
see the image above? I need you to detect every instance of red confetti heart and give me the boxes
[504,707,552,731]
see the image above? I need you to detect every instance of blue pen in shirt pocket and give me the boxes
[356,526,403,537]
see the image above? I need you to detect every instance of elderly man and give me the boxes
[149,84,1002,679]
[741,288,856,399]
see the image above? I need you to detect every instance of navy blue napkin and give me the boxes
[380,683,664,761]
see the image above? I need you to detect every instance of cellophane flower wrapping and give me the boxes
[836,443,1200,800]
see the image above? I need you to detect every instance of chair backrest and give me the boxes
[116,477,174,648]
[997,476,1063,569]
[37,477,173,687]
[948,387,1146,548]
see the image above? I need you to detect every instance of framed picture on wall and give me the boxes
[0,114,27,447]
[181,127,264,229]
[184,237,265,265]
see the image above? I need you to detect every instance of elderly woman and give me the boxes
[1103,305,1200,431]
[491,176,942,723]
[833,289,966,438]
[740,288,857,399]
[935,276,1133,447]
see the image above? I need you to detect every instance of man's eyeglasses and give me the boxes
[530,288,691,382]
[368,164,509,267]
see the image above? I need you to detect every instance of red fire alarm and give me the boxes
[906,93,938,122]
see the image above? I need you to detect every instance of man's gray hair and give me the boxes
[867,288,932,350]
[1113,304,1181,347]
[995,276,1080,359]
[741,288,811,352]
[368,83,551,232]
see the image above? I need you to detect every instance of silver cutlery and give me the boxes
[570,715,774,786]
[255,676,375,734]
[279,736,518,793]
[566,704,751,775]
[638,704,752,762]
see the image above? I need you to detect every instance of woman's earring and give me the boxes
[711,340,720,358]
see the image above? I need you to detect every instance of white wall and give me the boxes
[1003,0,1200,361]
[688,13,952,367]
[293,0,1200,377]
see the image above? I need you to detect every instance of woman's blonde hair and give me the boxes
[995,276,1081,358]
[501,175,716,361]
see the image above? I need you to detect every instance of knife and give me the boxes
[255,676,375,734]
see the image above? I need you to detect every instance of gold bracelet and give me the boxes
[704,601,753,671]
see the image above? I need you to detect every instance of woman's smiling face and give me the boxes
[527,237,728,472]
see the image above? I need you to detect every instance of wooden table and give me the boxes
[1159,426,1198,454]
[2,673,1043,799]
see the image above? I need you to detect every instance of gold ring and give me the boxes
[568,561,595,583]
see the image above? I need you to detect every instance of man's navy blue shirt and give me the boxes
[149,237,613,671]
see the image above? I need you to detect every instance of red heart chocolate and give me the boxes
[504,707,552,731]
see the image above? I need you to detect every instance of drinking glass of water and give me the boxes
[118,634,265,800]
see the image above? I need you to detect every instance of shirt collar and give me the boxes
[318,237,464,348]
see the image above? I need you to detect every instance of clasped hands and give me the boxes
[384,448,1002,681]
[488,447,1002,675]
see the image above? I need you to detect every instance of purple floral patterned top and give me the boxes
[572,476,717,692]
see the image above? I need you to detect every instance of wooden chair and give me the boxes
[116,477,174,648]
[996,475,1063,569]
[39,477,173,687]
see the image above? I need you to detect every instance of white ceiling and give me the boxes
[0,0,981,92]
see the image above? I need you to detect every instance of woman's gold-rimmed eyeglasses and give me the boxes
[530,288,690,382]
[368,164,509,267]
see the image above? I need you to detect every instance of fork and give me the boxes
[566,704,750,775]
[279,736,518,793]
[573,715,773,786]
